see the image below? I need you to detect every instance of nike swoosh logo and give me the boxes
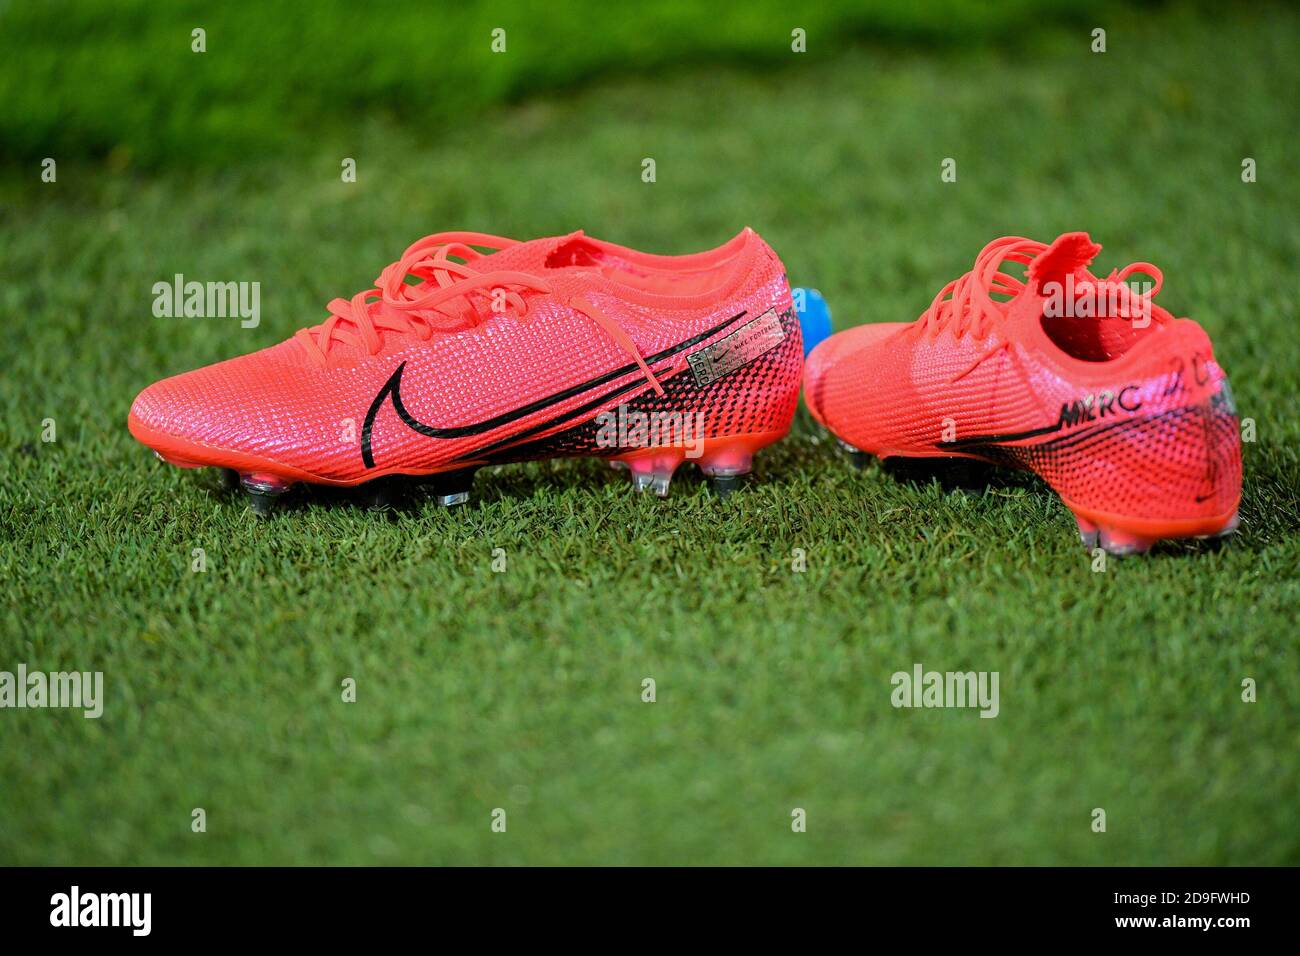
[940,420,1066,449]
[940,413,1143,454]
[361,309,748,468]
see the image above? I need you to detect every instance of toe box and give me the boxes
[802,322,907,428]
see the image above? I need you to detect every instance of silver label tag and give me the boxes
[688,308,786,387]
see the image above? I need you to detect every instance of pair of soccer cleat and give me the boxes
[129,229,1242,554]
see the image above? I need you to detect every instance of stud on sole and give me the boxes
[699,437,765,497]
[426,467,478,508]
[240,472,292,516]
[834,439,870,469]
[621,451,684,498]
[359,480,401,512]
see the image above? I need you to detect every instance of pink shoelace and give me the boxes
[915,235,1165,342]
[297,231,664,394]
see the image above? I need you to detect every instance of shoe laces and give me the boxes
[915,235,1166,342]
[297,231,665,394]
[915,236,1047,341]
[296,231,546,363]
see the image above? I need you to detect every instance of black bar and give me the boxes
[0,866,1285,942]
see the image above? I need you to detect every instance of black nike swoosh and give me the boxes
[451,372,655,463]
[941,420,1066,449]
[361,309,748,468]
[949,404,1221,461]
[941,413,1140,455]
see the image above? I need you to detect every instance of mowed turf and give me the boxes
[1,8,1298,865]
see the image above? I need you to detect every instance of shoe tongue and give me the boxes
[1028,232,1102,292]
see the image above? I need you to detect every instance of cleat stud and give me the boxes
[833,439,869,469]
[1075,515,1100,550]
[702,442,754,486]
[712,474,744,498]
[240,472,292,495]
[1071,510,1154,556]
[219,468,241,491]
[698,438,766,496]
[247,492,279,517]
[240,472,292,516]
[361,487,394,512]
[429,467,477,508]
[623,451,683,497]
[698,455,753,480]
[359,476,409,512]
[1097,526,1156,557]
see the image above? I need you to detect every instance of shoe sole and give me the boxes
[136,417,788,515]
[838,443,1240,555]
[1064,497,1241,556]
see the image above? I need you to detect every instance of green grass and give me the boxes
[0,0,1105,168]
[2,5,1298,865]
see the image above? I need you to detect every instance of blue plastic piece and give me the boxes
[792,287,831,357]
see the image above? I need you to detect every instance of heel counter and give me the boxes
[1050,379,1242,529]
